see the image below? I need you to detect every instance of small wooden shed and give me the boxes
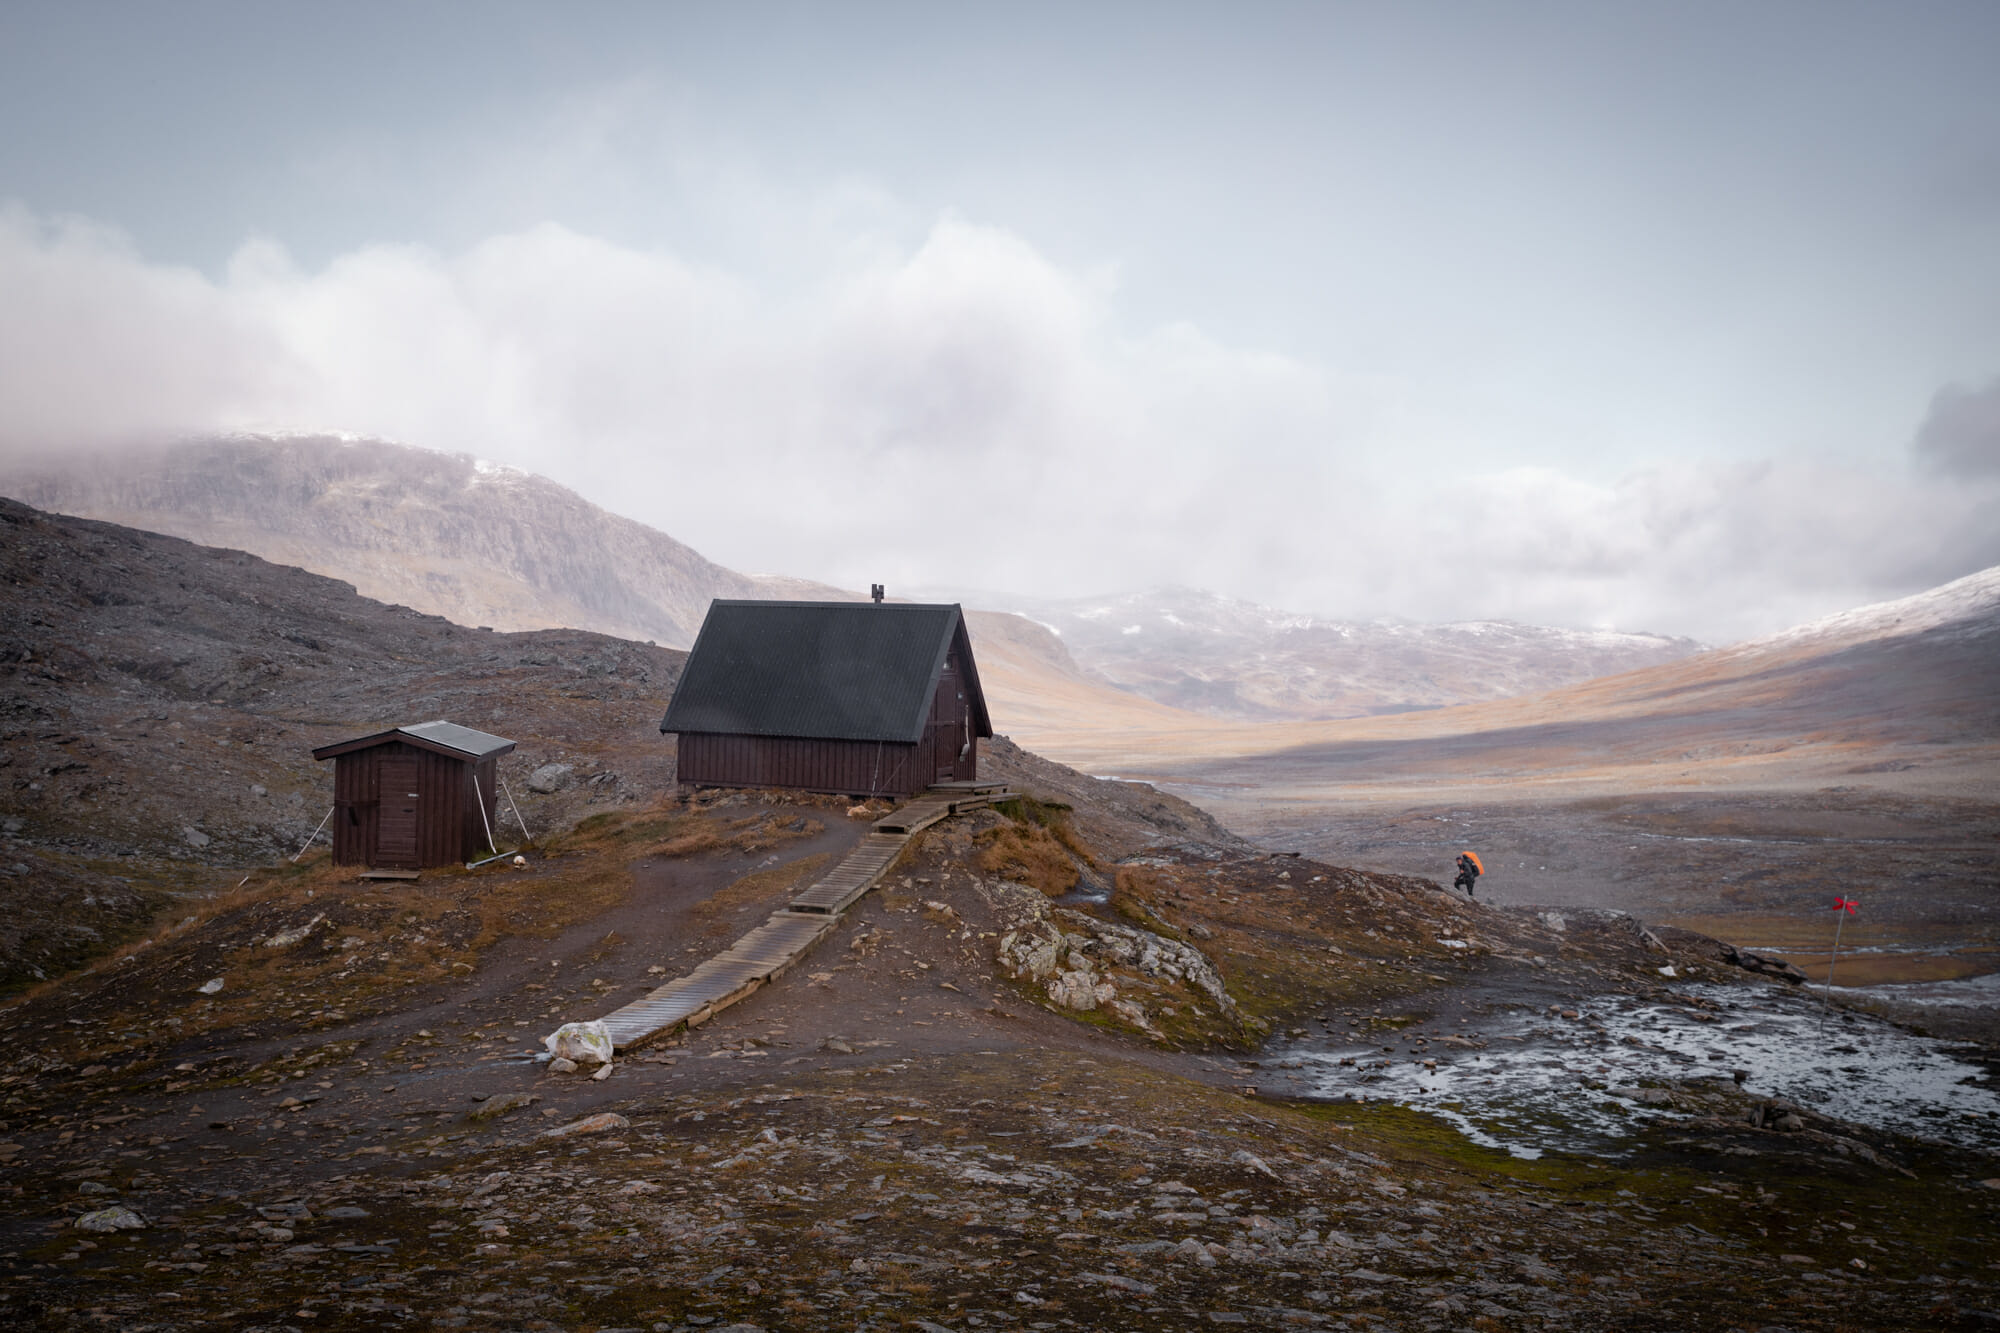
[310,721,517,869]
[659,600,993,798]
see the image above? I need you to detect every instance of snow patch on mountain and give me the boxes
[966,586,1705,720]
[1744,565,2000,653]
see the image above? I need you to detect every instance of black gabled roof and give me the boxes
[311,720,516,762]
[659,600,993,744]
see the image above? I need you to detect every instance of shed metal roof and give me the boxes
[311,720,517,762]
[658,600,992,744]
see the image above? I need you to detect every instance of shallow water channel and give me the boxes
[1261,982,2000,1161]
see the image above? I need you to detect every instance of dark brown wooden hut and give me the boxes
[659,600,992,798]
[310,721,517,869]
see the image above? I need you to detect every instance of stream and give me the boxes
[1259,982,2000,1162]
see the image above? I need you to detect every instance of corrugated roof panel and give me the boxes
[396,720,516,759]
[311,720,517,762]
[659,601,961,743]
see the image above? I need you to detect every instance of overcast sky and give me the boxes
[3,1,1998,641]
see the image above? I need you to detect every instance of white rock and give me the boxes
[75,1206,145,1233]
[544,1020,614,1065]
[264,914,325,949]
[197,977,224,995]
[1048,969,1115,1012]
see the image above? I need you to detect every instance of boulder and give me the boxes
[544,1020,614,1065]
[466,1092,539,1123]
[75,1206,146,1233]
[540,1112,630,1139]
[526,763,574,794]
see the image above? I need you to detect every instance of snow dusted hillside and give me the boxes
[970,586,1704,720]
[1742,565,2000,654]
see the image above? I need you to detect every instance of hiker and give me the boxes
[1454,850,1484,897]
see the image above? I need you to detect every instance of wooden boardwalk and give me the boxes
[598,910,836,1048]
[589,783,1012,1051]
[787,831,909,914]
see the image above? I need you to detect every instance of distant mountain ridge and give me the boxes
[964,586,1705,720]
[1018,560,2000,793]
[5,435,1703,723]
[2,435,855,649]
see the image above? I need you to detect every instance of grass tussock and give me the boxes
[1109,865,1171,927]
[977,796,1096,897]
[976,824,1079,897]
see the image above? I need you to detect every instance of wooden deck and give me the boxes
[870,780,1012,834]
[587,784,1013,1051]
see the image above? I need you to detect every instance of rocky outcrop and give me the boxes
[1718,942,1810,985]
[983,878,1235,1036]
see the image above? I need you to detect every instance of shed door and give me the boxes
[931,664,965,782]
[377,756,421,867]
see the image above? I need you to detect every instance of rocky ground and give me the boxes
[3,501,1998,1331]
[0,497,685,991]
[2,790,1997,1332]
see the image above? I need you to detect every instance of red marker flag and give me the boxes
[1822,898,1860,1028]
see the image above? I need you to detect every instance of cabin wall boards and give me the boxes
[660,600,992,798]
[310,721,515,869]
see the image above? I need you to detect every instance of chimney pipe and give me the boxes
[871,583,884,604]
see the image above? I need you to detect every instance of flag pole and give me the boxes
[1821,897,1857,1034]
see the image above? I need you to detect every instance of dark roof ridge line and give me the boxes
[706,598,964,610]
[659,599,991,745]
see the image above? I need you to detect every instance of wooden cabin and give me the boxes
[310,721,516,868]
[659,600,993,798]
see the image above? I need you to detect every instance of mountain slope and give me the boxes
[0,496,689,989]
[963,586,1703,720]
[1,435,854,649]
[1035,564,2000,793]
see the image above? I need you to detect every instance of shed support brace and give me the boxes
[499,774,532,844]
[472,774,499,855]
[291,805,335,863]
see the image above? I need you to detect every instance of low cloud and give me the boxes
[1913,375,2000,477]
[1332,461,2000,643]
[0,202,1994,643]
